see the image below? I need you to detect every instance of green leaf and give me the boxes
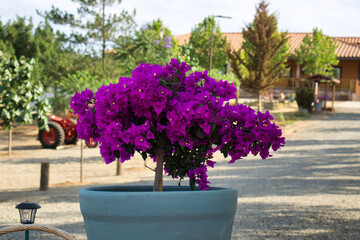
[221,142,231,158]
[141,152,147,161]
[196,128,203,138]
[209,122,217,136]
[12,94,20,103]
[126,144,135,155]
[1,108,11,120]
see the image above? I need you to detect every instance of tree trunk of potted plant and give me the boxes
[153,147,164,191]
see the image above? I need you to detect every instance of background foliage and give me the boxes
[189,16,228,72]
[228,0,289,111]
[0,51,51,130]
[295,28,339,77]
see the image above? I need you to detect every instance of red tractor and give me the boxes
[38,114,98,149]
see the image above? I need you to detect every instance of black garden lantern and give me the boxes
[15,202,41,224]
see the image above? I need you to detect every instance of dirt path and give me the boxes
[0,102,359,239]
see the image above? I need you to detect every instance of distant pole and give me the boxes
[332,84,336,112]
[80,139,84,183]
[208,15,232,76]
[325,81,328,110]
[209,27,215,76]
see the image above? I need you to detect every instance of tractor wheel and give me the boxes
[38,122,65,149]
[85,138,98,148]
[65,131,78,145]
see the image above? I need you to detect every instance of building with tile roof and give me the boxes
[175,32,360,100]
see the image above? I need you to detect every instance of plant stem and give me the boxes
[153,147,164,192]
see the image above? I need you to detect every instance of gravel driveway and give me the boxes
[0,101,359,239]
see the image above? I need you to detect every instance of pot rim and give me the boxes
[80,185,237,195]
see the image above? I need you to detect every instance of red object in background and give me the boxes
[38,114,98,149]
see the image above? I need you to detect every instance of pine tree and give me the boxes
[2,17,35,59]
[228,1,289,111]
[33,20,62,90]
[0,20,15,55]
[38,0,136,70]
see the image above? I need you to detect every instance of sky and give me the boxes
[0,0,360,37]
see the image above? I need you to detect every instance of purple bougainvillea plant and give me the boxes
[70,59,285,191]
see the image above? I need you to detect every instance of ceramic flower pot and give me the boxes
[79,185,238,240]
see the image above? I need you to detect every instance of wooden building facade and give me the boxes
[176,32,360,100]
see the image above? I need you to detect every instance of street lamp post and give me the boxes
[209,15,232,76]
[15,202,41,240]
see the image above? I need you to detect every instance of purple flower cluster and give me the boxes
[141,24,150,31]
[70,59,285,190]
[163,35,172,49]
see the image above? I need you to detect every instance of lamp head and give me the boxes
[15,202,41,224]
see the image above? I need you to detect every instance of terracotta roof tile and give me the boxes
[175,32,360,59]
[222,32,244,50]
[175,33,191,45]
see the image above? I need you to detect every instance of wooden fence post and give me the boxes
[40,162,50,191]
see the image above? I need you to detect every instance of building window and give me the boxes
[281,66,292,78]
[332,67,342,79]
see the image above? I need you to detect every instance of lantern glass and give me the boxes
[18,209,37,224]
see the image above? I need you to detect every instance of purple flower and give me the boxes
[69,89,94,116]
[141,24,149,31]
[163,35,171,49]
[189,165,210,190]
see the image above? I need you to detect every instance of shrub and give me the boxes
[295,84,314,113]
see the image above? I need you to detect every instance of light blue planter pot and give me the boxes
[79,185,238,240]
[315,101,323,111]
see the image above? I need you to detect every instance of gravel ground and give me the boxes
[0,101,359,239]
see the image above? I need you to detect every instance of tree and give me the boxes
[0,52,51,156]
[33,20,63,90]
[189,16,228,72]
[1,17,35,59]
[295,28,339,76]
[115,18,178,76]
[0,20,15,55]
[32,20,98,114]
[228,1,289,111]
[38,0,136,70]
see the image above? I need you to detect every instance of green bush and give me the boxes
[295,84,314,113]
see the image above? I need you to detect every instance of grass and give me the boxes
[229,100,310,128]
[272,111,310,128]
